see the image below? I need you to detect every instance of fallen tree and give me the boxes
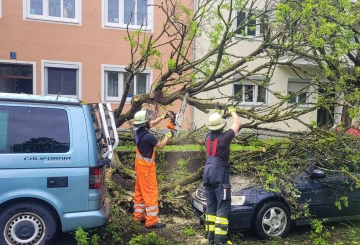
[106,127,360,224]
[103,0,360,224]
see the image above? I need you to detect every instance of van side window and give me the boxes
[0,110,9,150]
[0,106,70,153]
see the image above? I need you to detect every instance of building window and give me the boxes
[0,63,34,94]
[235,11,268,37]
[287,81,309,105]
[24,0,81,24]
[233,81,267,104]
[104,0,153,30]
[43,61,81,98]
[103,65,150,102]
[0,0,2,18]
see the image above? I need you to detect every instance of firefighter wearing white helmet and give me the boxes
[203,101,241,245]
[208,113,227,131]
[132,108,172,229]
[133,109,151,129]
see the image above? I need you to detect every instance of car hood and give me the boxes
[230,174,258,192]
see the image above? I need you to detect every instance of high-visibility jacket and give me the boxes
[133,143,159,227]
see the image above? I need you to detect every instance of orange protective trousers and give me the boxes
[133,146,159,227]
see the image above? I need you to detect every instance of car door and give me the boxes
[296,170,350,219]
[339,172,360,217]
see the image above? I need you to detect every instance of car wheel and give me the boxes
[253,201,291,240]
[0,202,57,245]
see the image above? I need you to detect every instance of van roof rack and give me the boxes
[0,93,81,106]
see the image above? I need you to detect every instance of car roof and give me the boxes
[0,93,82,106]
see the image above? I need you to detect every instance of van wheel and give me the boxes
[253,201,291,240]
[0,202,57,245]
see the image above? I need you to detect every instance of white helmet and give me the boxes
[134,110,149,126]
[208,113,227,131]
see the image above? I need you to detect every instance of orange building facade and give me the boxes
[0,0,193,130]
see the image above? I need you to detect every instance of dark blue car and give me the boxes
[192,165,360,239]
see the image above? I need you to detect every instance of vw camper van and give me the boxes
[0,93,118,245]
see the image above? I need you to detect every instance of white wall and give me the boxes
[193,65,320,132]
[193,0,323,132]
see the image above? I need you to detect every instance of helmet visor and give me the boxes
[144,109,157,120]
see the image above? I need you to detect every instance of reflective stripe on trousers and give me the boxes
[135,154,155,163]
[215,216,229,236]
[146,205,159,216]
[133,203,145,214]
[205,214,216,232]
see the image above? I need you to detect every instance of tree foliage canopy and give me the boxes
[110,0,360,219]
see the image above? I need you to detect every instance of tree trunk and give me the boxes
[341,104,352,128]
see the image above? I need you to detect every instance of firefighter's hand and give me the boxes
[161,112,171,119]
[165,131,174,139]
[215,102,223,113]
[161,113,169,119]
[226,101,236,113]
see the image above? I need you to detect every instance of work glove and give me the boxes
[226,101,236,113]
[161,112,171,119]
[214,102,223,113]
[165,131,174,139]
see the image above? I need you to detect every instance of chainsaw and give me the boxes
[166,93,188,138]
[166,111,177,131]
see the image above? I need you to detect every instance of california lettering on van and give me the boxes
[24,157,71,161]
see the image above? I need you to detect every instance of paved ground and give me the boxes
[53,232,77,245]
[51,220,313,245]
[51,218,360,244]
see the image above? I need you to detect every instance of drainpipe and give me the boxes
[191,0,197,127]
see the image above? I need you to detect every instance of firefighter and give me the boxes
[133,109,172,228]
[204,102,241,245]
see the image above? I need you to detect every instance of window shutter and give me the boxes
[103,66,127,72]
[62,69,77,95]
[48,68,62,94]
[44,62,79,69]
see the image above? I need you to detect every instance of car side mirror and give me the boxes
[310,169,326,179]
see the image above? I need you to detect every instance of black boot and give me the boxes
[145,223,166,229]
[206,231,214,245]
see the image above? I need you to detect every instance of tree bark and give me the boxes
[341,104,352,128]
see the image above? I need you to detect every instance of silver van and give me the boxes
[0,93,118,245]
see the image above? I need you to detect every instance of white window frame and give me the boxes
[23,0,82,25]
[102,65,151,103]
[103,0,154,31]
[232,78,268,106]
[233,10,268,38]
[0,0,2,18]
[42,60,82,99]
[287,79,310,107]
